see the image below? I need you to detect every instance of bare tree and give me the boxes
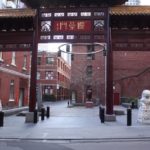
[71,63,88,103]
[71,59,102,104]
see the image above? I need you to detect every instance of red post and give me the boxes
[106,42,113,114]
[106,8,114,115]
[29,12,38,112]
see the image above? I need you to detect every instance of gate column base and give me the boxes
[105,114,116,122]
[25,112,39,123]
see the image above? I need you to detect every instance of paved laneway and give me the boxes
[43,100,140,127]
[1,139,150,150]
[0,100,150,140]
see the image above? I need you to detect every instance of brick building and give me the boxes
[0,51,30,109]
[71,44,105,104]
[37,51,71,101]
[71,6,150,105]
[1,1,150,110]
[71,45,150,105]
[113,51,150,99]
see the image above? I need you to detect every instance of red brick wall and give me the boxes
[1,51,30,72]
[71,45,105,104]
[114,51,150,98]
[0,51,30,108]
[71,46,150,104]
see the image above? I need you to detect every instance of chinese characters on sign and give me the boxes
[39,8,108,42]
[53,20,92,32]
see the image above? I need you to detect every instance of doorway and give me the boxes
[19,88,24,107]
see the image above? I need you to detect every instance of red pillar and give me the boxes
[106,42,113,114]
[106,8,114,115]
[29,13,38,112]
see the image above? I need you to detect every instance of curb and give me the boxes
[3,107,28,116]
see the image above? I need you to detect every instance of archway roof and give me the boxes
[22,0,127,8]
[0,9,36,18]
[110,6,150,16]
[1,6,150,19]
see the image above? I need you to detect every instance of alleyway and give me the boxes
[0,100,150,140]
[43,100,139,127]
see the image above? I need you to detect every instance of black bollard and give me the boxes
[99,106,101,119]
[127,108,132,126]
[33,109,38,123]
[0,111,4,127]
[67,101,69,107]
[41,108,45,121]
[46,106,50,118]
[100,107,105,123]
[131,102,134,109]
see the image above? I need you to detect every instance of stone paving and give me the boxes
[0,101,150,140]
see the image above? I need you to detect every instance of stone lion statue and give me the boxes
[137,90,150,124]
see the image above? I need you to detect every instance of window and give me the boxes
[22,55,27,70]
[9,80,14,101]
[58,59,60,67]
[0,52,3,62]
[86,65,93,77]
[46,57,54,64]
[37,57,41,65]
[44,88,48,94]
[87,45,95,60]
[45,71,54,80]
[58,72,60,80]
[11,52,16,66]
[44,86,53,95]
[37,72,40,80]
[50,89,53,95]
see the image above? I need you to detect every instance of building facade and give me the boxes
[113,51,150,98]
[71,44,150,105]
[37,51,71,101]
[0,0,26,9]
[111,6,150,104]
[71,44,105,105]
[71,6,150,105]
[0,51,30,109]
[0,2,150,109]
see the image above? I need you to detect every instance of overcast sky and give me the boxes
[140,0,150,5]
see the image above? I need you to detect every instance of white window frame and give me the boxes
[11,52,16,66]
[22,55,27,70]
[9,80,15,101]
[37,72,41,80]
[45,71,54,80]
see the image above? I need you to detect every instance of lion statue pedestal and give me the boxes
[137,90,150,124]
